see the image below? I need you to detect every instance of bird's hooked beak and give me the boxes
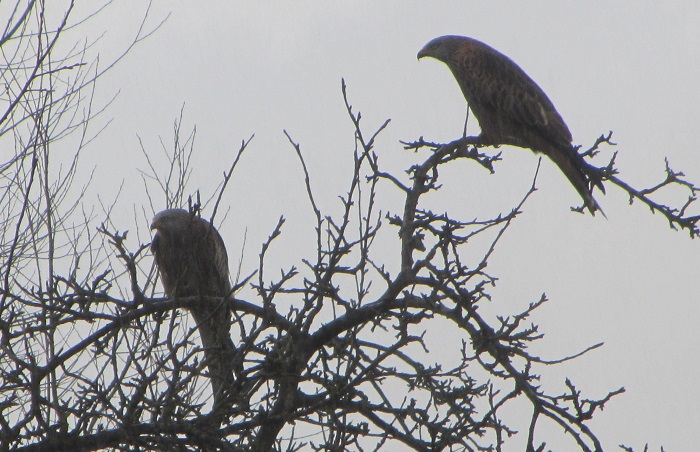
[417,42,433,60]
[150,212,166,231]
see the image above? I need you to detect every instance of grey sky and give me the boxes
[66,1,700,449]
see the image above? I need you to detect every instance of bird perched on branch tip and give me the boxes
[418,35,604,215]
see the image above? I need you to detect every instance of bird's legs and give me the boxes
[462,106,470,138]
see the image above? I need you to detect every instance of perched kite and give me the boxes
[151,208,235,408]
[418,35,602,214]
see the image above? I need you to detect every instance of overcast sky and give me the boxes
[54,1,700,449]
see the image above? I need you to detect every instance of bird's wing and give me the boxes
[454,44,573,146]
[209,226,231,295]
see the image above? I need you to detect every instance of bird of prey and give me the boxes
[150,208,235,409]
[418,35,602,214]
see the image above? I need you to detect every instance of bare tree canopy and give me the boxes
[1,3,698,452]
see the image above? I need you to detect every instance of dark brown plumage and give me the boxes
[418,35,602,214]
[151,208,235,408]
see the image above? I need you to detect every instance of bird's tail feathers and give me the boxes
[546,144,604,217]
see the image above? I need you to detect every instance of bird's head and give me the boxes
[417,35,465,63]
[151,208,192,237]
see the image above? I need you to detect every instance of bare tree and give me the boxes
[1,3,698,452]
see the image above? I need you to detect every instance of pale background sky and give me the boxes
[49,1,700,449]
